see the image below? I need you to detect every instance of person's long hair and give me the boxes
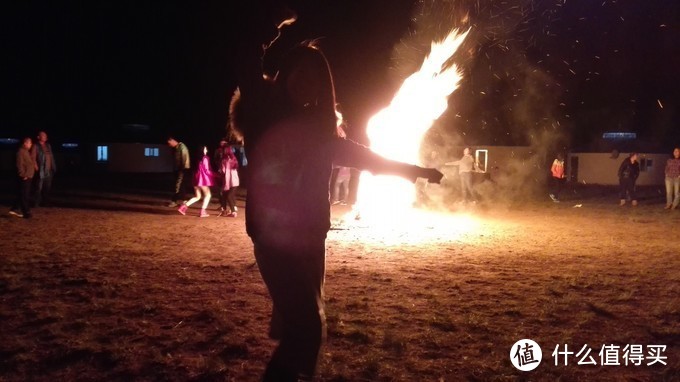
[229,41,340,143]
[273,41,338,138]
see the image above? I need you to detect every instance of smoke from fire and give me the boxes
[382,0,572,209]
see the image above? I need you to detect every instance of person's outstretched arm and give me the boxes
[333,138,443,184]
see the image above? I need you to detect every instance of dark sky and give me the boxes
[2,0,679,151]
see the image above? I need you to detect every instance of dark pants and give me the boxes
[13,178,32,216]
[33,174,53,207]
[619,177,637,200]
[220,187,238,212]
[254,239,326,381]
[172,169,191,202]
[551,177,565,199]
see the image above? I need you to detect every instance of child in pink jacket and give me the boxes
[178,146,214,217]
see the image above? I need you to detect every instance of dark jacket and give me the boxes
[17,147,35,179]
[243,111,424,249]
[618,158,640,181]
[174,142,190,170]
[30,142,56,178]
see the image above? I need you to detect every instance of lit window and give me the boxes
[97,146,108,161]
[640,158,653,172]
[0,138,19,145]
[144,147,159,157]
[602,132,636,140]
[475,149,488,172]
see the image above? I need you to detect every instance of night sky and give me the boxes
[2,0,679,152]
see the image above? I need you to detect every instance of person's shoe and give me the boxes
[549,194,557,202]
[9,210,24,218]
[199,209,209,218]
[217,207,225,217]
[168,201,179,208]
[226,211,237,217]
[672,205,678,210]
[665,204,672,210]
[178,204,188,215]
[631,200,638,207]
[233,206,238,212]
[619,199,626,206]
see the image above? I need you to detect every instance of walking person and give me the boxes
[178,146,214,217]
[664,147,680,210]
[549,153,566,202]
[618,152,640,206]
[167,136,191,207]
[218,143,240,217]
[30,131,56,207]
[231,40,443,381]
[445,147,478,203]
[9,137,35,219]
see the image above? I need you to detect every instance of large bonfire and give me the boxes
[343,29,476,244]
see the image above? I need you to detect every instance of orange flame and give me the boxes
[352,29,470,227]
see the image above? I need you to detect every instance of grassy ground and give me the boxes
[0,174,678,381]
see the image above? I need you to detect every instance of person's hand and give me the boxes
[420,167,444,184]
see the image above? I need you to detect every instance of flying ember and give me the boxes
[349,28,471,233]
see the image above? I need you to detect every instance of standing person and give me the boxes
[231,41,443,381]
[178,146,214,217]
[218,143,240,217]
[331,119,351,205]
[30,130,56,207]
[445,147,478,203]
[664,147,680,210]
[9,137,35,219]
[549,153,566,202]
[618,152,640,206]
[167,136,191,207]
[213,138,229,173]
[331,165,351,205]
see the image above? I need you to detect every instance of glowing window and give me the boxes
[475,149,488,173]
[640,158,653,172]
[0,138,19,145]
[602,132,636,140]
[97,146,108,161]
[144,147,159,157]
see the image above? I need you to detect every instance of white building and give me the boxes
[92,142,173,172]
[567,152,667,186]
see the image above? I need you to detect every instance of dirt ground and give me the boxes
[1,174,679,381]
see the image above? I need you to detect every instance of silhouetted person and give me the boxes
[231,39,443,381]
[30,131,56,207]
[618,152,640,206]
[9,137,35,218]
[167,136,191,207]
